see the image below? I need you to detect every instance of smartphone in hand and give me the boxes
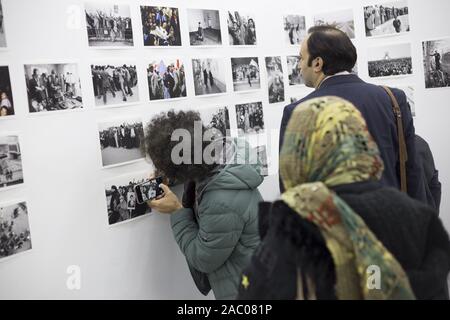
[134,177,164,204]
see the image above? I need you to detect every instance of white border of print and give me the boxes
[230,57,262,94]
[23,59,85,117]
[0,199,33,264]
[226,10,258,47]
[97,116,145,169]
[421,36,450,91]
[367,43,414,79]
[0,132,25,193]
[84,1,135,50]
[191,57,228,98]
[90,59,141,109]
[187,8,223,48]
[103,171,153,228]
[363,1,411,39]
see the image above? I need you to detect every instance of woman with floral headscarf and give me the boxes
[237,96,450,300]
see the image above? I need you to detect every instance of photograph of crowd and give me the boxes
[192,58,227,96]
[265,56,285,104]
[235,102,265,136]
[0,0,6,47]
[188,9,221,46]
[364,1,410,37]
[91,63,138,107]
[254,145,268,176]
[104,173,152,226]
[422,37,450,88]
[368,43,413,78]
[314,9,355,39]
[284,15,306,45]
[0,135,23,190]
[231,57,260,92]
[141,6,181,46]
[85,3,133,47]
[287,55,304,85]
[147,59,186,101]
[0,66,14,117]
[0,201,31,260]
[199,106,231,138]
[98,118,144,167]
[24,63,83,113]
[227,11,257,45]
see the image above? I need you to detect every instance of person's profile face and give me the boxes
[299,35,315,88]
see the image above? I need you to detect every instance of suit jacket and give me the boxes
[279,74,427,204]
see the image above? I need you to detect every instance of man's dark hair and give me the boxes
[143,110,218,183]
[307,26,357,75]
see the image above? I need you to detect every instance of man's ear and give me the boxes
[313,57,324,73]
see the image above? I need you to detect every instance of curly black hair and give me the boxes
[143,110,219,183]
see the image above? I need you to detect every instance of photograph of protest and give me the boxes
[84,3,133,47]
[198,106,231,138]
[141,6,181,46]
[314,9,355,39]
[147,59,186,101]
[368,43,413,78]
[104,173,152,226]
[192,58,227,96]
[284,15,306,45]
[0,66,14,117]
[0,135,23,190]
[254,145,268,176]
[231,57,260,92]
[188,9,221,46]
[227,11,257,45]
[24,63,83,113]
[91,63,138,107]
[265,56,285,104]
[235,102,265,136]
[0,201,31,260]
[0,0,7,47]
[364,1,410,37]
[287,55,304,85]
[98,118,144,168]
[422,37,450,89]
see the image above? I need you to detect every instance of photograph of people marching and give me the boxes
[0,135,23,190]
[85,3,133,47]
[231,57,260,92]
[141,6,181,46]
[187,9,222,46]
[192,58,227,96]
[364,1,410,37]
[227,11,257,45]
[0,201,31,260]
[265,56,285,103]
[91,63,138,107]
[98,118,144,167]
[147,59,186,101]
[0,66,14,117]
[368,43,413,78]
[104,173,152,226]
[422,37,450,88]
[24,63,82,113]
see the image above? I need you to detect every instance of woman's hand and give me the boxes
[147,184,182,214]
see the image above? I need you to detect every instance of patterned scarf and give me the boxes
[280,96,415,300]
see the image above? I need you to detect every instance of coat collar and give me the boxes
[317,74,365,90]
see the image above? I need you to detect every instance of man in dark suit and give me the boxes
[280,25,427,204]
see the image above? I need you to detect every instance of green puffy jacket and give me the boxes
[170,139,263,299]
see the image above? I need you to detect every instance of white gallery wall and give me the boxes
[0,0,449,299]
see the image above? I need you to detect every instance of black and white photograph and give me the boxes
[141,6,181,46]
[104,173,152,226]
[188,9,222,46]
[0,0,6,48]
[147,59,186,101]
[0,201,31,260]
[364,1,410,37]
[396,85,415,116]
[231,57,260,92]
[91,63,138,107]
[98,118,144,168]
[368,43,412,78]
[314,9,355,39]
[85,3,134,47]
[198,106,231,138]
[192,58,227,96]
[422,37,450,89]
[254,145,268,176]
[227,11,257,45]
[287,55,304,86]
[235,102,265,136]
[0,66,14,118]
[0,135,23,190]
[24,63,83,113]
[284,15,306,45]
[265,56,285,104]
